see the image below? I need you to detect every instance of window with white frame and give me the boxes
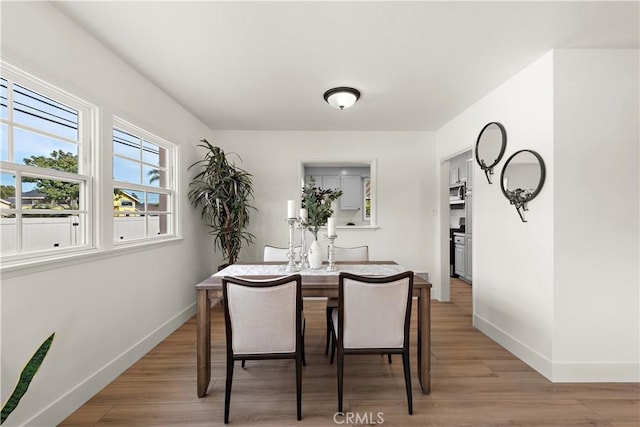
[0,65,94,261]
[112,119,176,243]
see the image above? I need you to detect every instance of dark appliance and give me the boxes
[449,218,465,278]
[449,183,465,204]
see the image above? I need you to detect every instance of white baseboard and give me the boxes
[473,313,553,380]
[473,314,640,382]
[24,303,197,427]
[552,362,640,382]
[432,285,441,301]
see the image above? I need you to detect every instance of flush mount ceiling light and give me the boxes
[323,87,361,110]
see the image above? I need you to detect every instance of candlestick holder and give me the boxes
[285,218,299,272]
[298,222,310,269]
[326,234,338,272]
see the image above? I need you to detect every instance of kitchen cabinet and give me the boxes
[453,234,466,277]
[465,193,473,236]
[322,176,340,192]
[466,158,473,190]
[464,168,473,282]
[306,175,362,210]
[306,175,340,192]
[465,235,472,281]
[449,167,460,185]
[459,164,467,183]
[340,175,362,210]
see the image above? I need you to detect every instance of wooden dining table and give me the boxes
[195,261,432,397]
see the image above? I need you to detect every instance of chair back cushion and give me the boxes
[342,276,410,349]
[333,246,369,262]
[226,279,298,354]
[264,245,300,262]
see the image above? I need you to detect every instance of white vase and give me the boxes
[308,239,323,269]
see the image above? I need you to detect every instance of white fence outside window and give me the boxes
[1,216,160,253]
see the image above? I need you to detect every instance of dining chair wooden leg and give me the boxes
[302,318,307,367]
[402,351,413,415]
[337,349,344,413]
[296,353,303,420]
[224,357,235,424]
[388,354,392,364]
[241,360,246,368]
[330,334,336,365]
[325,307,332,355]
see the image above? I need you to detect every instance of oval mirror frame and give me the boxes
[475,122,507,184]
[500,149,546,222]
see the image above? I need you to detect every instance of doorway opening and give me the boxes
[439,149,473,303]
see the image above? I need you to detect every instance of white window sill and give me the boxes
[319,225,380,230]
[338,225,379,230]
[1,236,184,279]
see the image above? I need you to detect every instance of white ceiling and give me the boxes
[54,1,638,131]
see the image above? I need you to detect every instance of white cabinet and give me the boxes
[306,175,340,192]
[466,158,473,191]
[306,175,319,186]
[306,175,362,211]
[459,164,467,183]
[449,167,460,185]
[464,170,473,282]
[322,176,340,192]
[465,193,472,236]
[453,235,466,277]
[340,176,362,210]
[465,235,472,281]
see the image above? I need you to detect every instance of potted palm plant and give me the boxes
[188,139,256,268]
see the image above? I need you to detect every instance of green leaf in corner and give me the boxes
[1,333,55,425]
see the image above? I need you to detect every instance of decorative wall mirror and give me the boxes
[475,122,507,184]
[500,149,546,222]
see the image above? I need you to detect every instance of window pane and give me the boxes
[113,156,141,184]
[22,213,85,251]
[14,127,78,171]
[1,172,16,207]
[113,188,142,217]
[13,84,78,141]
[145,192,169,212]
[21,177,79,209]
[112,120,174,244]
[149,213,170,236]
[114,214,146,241]
[1,78,7,120]
[142,140,161,166]
[1,212,17,255]
[144,165,166,187]
[113,128,141,160]
[1,123,7,162]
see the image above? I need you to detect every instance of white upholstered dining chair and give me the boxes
[333,245,369,261]
[329,271,414,415]
[221,274,305,423]
[324,246,369,356]
[263,244,301,262]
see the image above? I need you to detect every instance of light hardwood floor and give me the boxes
[61,279,639,426]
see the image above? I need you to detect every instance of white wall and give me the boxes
[210,131,437,275]
[436,52,555,376]
[553,49,639,381]
[1,3,215,426]
[435,49,640,382]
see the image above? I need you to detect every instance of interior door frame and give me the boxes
[439,147,473,302]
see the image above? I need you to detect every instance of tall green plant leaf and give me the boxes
[1,333,55,425]
[188,140,256,264]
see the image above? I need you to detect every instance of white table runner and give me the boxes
[214,263,407,277]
